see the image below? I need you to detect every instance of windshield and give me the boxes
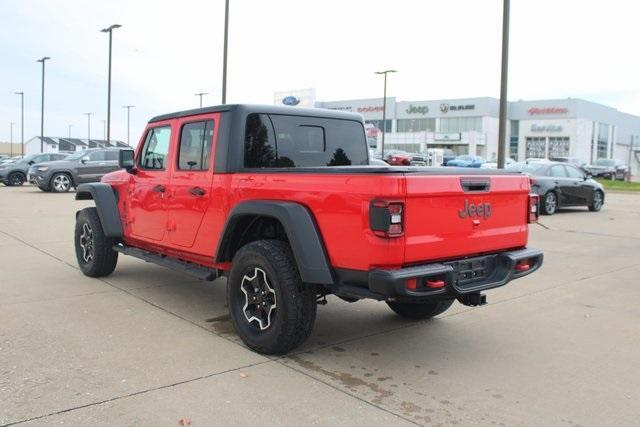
[595,159,615,166]
[16,154,38,164]
[457,155,473,161]
[67,150,90,160]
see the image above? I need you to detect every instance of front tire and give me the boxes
[51,173,72,193]
[387,299,455,320]
[588,190,604,212]
[7,172,25,186]
[541,191,558,215]
[74,207,118,277]
[227,240,317,354]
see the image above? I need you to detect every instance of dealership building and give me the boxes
[307,96,640,172]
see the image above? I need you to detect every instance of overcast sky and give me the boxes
[1,0,638,145]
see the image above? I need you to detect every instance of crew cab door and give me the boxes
[127,124,172,242]
[166,116,218,248]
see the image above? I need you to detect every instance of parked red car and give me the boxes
[74,104,542,354]
[383,149,411,165]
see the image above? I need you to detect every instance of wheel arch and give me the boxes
[215,200,333,285]
[75,183,123,239]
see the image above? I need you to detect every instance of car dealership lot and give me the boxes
[1,186,639,426]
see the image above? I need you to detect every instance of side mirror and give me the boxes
[585,173,592,180]
[80,156,90,164]
[119,149,136,172]
[28,160,35,165]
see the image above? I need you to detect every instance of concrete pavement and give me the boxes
[1,185,639,426]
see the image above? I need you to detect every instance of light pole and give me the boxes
[195,92,208,108]
[222,0,229,104]
[84,113,93,145]
[374,69,397,159]
[123,105,135,146]
[101,24,122,145]
[68,124,73,138]
[15,92,24,156]
[496,0,510,169]
[9,122,15,157]
[37,57,51,153]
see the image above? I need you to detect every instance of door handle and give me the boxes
[189,186,206,197]
[152,184,166,193]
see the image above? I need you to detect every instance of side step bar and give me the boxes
[113,244,218,281]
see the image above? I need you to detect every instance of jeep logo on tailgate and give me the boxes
[459,200,492,219]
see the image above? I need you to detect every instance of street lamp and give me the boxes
[123,105,135,146]
[84,113,93,145]
[9,122,15,157]
[195,92,208,108]
[14,92,24,156]
[101,24,122,145]
[496,0,510,169]
[37,56,51,153]
[374,69,397,159]
[222,0,229,104]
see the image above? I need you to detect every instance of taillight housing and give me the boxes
[370,200,404,237]
[528,194,539,223]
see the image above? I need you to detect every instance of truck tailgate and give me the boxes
[403,174,530,264]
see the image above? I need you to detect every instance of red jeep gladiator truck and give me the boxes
[74,104,542,354]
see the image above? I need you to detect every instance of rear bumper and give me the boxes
[334,248,543,302]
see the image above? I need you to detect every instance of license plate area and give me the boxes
[445,255,497,289]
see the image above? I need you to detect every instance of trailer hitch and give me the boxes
[457,293,487,307]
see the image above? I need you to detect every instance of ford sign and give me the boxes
[282,96,300,106]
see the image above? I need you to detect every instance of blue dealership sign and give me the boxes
[282,96,300,106]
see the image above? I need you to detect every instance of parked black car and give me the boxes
[0,153,68,186]
[583,158,627,180]
[508,161,605,215]
[29,148,122,193]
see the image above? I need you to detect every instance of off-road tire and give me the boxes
[7,172,25,186]
[227,240,317,354]
[74,207,118,277]
[541,191,557,215]
[387,299,455,320]
[588,190,604,212]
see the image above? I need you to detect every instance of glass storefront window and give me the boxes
[597,123,610,159]
[396,118,436,132]
[365,119,392,133]
[439,117,482,133]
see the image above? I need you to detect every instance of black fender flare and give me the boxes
[75,183,123,239]
[216,200,333,285]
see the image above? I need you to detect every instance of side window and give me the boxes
[88,151,106,161]
[139,126,171,170]
[178,120,215,170]
[566,165,585,179]
[243,113,368,168]
[105,150,119,161]
[244,114,277,168]
[549,165,568,177]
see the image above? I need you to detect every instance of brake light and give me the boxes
[370,200,404,238]
[528,194,539,223]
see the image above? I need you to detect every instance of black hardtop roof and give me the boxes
[148,104,363,124]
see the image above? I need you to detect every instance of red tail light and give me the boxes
[528,194,539,223]
[370,200,404,238]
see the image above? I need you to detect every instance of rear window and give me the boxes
[244,113,368,168]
